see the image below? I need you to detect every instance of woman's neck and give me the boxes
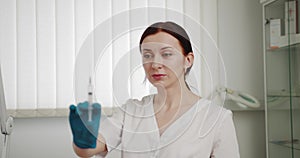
[154,81,198,110]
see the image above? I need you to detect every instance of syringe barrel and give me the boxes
[88,78,94,122]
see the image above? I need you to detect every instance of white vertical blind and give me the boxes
[0,0,219,117]
[36,0,56,109]
[17,0,37,110]
[74,0,94,103]
[0,0,17,109]
[184,0,203,96]
[148,0,166,23]
[94,0,112,107]
[200,0,221,98]
[55,0,75,109]
[112,0,130,106]
[129,0,149,100]
[166,0,184,26]
[75,0,93,54]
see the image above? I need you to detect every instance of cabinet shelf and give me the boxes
[267,94,300,97]
[269,139,300,151]
[267,41,300,53]
[267,96,300,110]
[267,34,300,52]
[267,89,300,97]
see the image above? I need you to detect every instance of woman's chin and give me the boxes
[151,82,167,89]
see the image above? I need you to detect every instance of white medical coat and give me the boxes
[98,95,240,158]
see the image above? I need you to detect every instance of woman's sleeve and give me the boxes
[211,110,240,158]
[97,104,126,156]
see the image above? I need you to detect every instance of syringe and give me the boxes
[88,77,94,122]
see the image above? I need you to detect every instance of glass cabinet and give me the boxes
[262,0,300,157]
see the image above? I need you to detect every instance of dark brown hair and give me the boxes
[139,21,193,75]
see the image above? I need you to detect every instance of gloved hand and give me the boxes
[69,102,101,149]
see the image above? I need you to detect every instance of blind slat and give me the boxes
[56,0,75,108]
[17,0,37,109]
[74,0,94,103]
[0,0,17,109]
[94,0,113,107]
[75,0,93,54]
[166,0,184,26]
[148,0,166,23]
[36,0,56,108]
[129,0,150,100]
[184,0,203,96]
[112,0,131,105]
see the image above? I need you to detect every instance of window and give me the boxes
[0,0,219,117]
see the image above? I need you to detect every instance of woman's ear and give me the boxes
[185,52,194,69]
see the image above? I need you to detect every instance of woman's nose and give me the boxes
[151,56,163,69]
[151,62,163,69]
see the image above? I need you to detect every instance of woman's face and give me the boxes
[141,32,193,89]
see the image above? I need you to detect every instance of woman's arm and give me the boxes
[211,111,240,158]
[73,133,107,157]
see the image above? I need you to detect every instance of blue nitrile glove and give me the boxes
[69,102,101,149]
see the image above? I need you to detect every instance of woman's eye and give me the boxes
[162,52,172,57]
[143,53,153,59]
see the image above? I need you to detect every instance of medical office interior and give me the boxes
[0,0,299,157]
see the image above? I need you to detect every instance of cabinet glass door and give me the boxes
[264,0,300,157]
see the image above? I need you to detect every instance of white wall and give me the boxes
[1,117,77,158]
[218,0,264,101]
[234,111,266,158]
[218,0,266,158]
[0,112,265,158]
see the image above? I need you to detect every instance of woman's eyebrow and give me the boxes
[142,46,173,52]
[160,46,173,51]
[142,48,152,52]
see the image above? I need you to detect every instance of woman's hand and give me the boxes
[69,102,101,149]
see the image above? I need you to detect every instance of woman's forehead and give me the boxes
[141,42,173,49]
[141,32,182,51]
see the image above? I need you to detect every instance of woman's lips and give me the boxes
[151,74,166,80]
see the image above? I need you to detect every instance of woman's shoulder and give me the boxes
[197,98,232,115]
[123,94,154,108]
[194,98,234,137]
[196,98,233,125]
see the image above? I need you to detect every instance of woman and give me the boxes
[69,21,240,157]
